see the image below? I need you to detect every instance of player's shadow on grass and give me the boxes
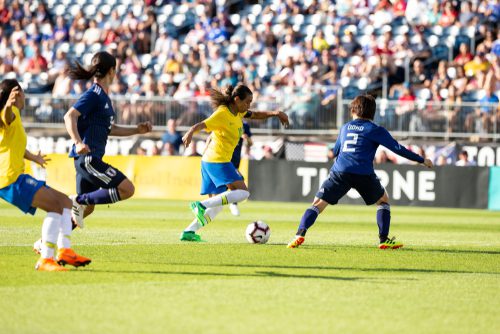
[297,245,500,255]
[154,262,499,276]
[90,269,371,281]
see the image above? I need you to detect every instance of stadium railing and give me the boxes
[23,93,499,141]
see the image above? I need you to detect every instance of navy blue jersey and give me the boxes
[332,119,424,175]
[231,122,252,167]
[69,83,115,159]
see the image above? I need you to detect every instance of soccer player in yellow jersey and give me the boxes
[180,83,289,241]
[0,79,91,271]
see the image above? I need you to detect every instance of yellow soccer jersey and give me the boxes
[0,106,27,188]
[203,105,244,163]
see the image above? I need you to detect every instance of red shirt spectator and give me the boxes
[393,0,407,17]
[26,47,48,74]
[439,3,458,27]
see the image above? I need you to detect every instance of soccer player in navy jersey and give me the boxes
[287,94,433,249]
[64,51,152,227]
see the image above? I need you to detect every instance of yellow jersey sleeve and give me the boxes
[0,106,27,188]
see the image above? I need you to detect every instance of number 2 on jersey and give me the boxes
[342,133,358,152]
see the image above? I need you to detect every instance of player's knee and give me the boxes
[241,189,250,200]
[377,202,390,211]
[118,181,135,200]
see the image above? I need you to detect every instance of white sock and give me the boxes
[200,190,250,208]
[184,206,223,232]
[57,208,72,249]
[41,212,61,259]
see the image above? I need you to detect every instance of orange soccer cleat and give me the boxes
[56,248,92,267]
[287,236,305,248]
[35,257,68,271]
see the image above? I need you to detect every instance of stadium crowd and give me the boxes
[0,0,498,132]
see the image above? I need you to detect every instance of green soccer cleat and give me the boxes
[379,236,404,249]
[180,231,204,242]
[190,201,208,226]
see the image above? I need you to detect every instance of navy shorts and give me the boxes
[0,174,46,215]
[74,155,126,195]
[316,171,385,206]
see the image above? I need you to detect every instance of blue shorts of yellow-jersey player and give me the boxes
[74,155,126,194]
[201,161,243,195]
[0,174,47,215]
[317,171,385,206]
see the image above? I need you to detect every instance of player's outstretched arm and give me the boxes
[110,122,153,137]
[422,158,433,168]
[247,110,289,127]
[24,150,50,168]
[182,122,207,148]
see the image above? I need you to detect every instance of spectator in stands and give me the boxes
[374,149,394,164]
[161,118,183,154]
[53,16,69,43]
[458,1,475,26]
[338,29,361,59]
[82,19,101,46]
[395,83,417,129]
[464,51,491,78]
[465,86,499,133]
[438,1,458,27]
[26,44,48,75]
[455,150,476,166]
[436,155,448,166]
[312,30,329,53]
[454,43,474,66]
[431,60,451,99]
[410,29,432,60]
[262,145,274,160]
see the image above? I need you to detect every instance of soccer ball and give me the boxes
[245,221,271,244]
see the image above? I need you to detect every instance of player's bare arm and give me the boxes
[64,107,90,154]
[24,150,50,168]
[248,110,289,127]
[110,122,152,136]
[182,122,207,147]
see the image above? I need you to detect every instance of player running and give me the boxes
[205,120,253,216]
[287,94,433,249]
[64,51,152,227]
[0,79,90,271]
[180,83,288,242]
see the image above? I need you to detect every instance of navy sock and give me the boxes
[76,188,121,205]
[297,206,320,236]
[377,202,391,242]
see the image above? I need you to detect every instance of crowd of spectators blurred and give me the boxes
[0,0,498,132]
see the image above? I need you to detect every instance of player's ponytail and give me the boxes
[67,51,116,81]
[210,83,252,110]
[0,79,22,128]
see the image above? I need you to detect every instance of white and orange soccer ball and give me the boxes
[245,221,271,244]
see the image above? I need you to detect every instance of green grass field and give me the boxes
[1,199,499,334]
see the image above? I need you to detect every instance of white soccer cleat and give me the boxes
[33,238,42,254]
[69,195,86,228]
[229,203,240,216]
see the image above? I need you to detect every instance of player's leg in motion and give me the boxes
[181,194,223,241]
[288,172,347,248]
[375,192,403,249]
[31,186,91,270]
[287,199,328,248]
[71,155,132,226]
[182,162,249,241]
